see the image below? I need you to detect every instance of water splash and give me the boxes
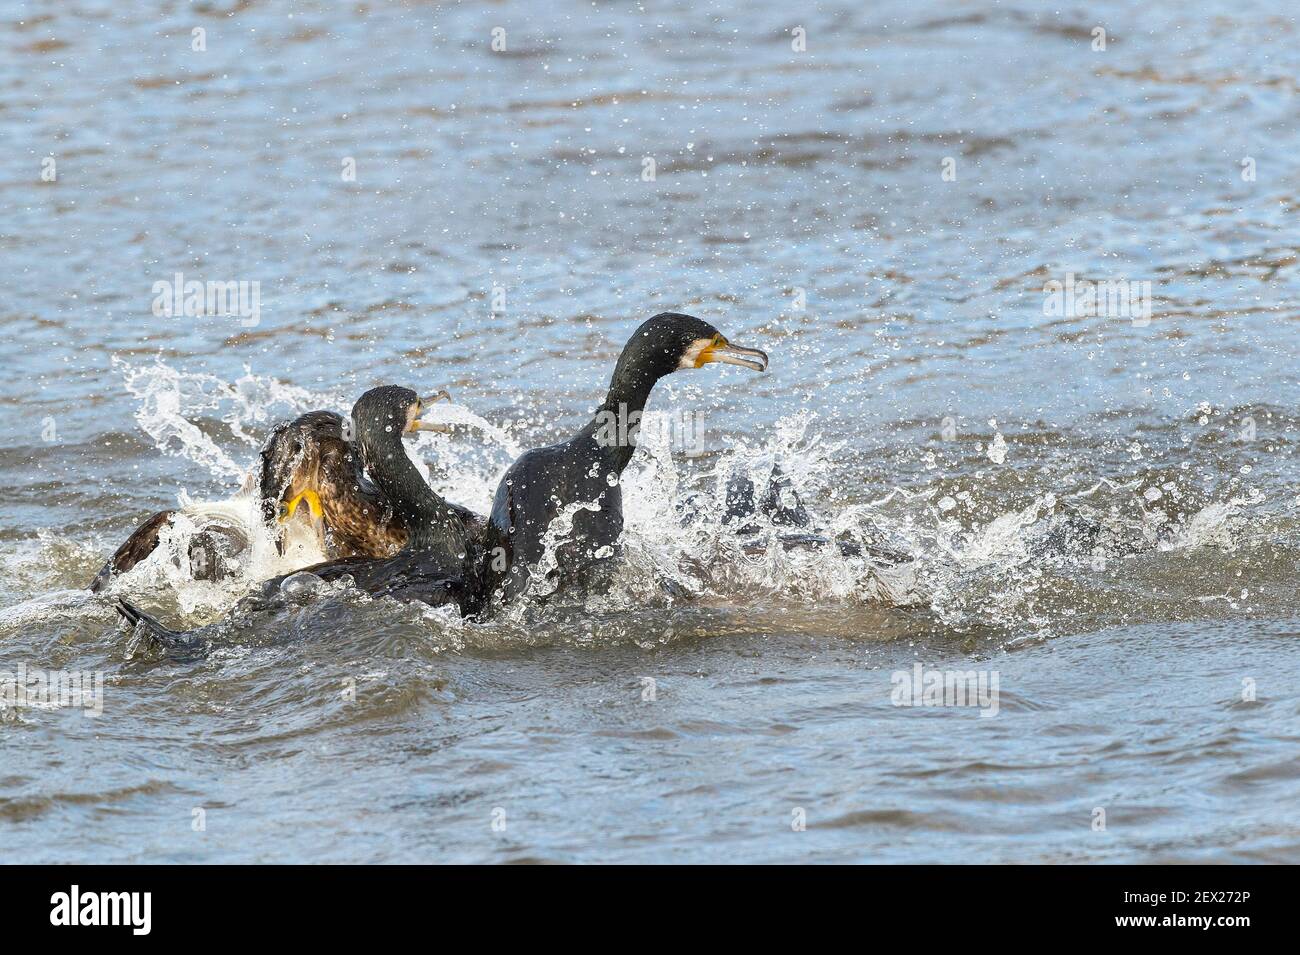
[4,363,1282,647]
[117,358,331,483]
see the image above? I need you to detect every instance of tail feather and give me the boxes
[115,599,208,660]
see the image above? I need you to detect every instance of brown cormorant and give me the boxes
[476,312,768,609]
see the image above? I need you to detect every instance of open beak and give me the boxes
[409,390,453,434]
[279,489,323,524]
[698,336,769,372]
[411,419,452,434]
[277,489,327,556]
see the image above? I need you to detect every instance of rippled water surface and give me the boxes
[2,0,1299,863]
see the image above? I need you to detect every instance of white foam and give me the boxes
[7,361,1271,638]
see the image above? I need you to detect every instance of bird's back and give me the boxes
[482,436,623,606]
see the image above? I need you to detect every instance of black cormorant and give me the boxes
[477,312,768,609]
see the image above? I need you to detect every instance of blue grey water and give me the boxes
[1,0,1298,862]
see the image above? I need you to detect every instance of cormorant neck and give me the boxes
[590,351,673,474]
[364,439,464,568]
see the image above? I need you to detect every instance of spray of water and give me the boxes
[0,362,1278,648]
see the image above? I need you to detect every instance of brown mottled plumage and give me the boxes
[257,410,405,559]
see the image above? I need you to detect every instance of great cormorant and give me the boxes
[91,391,480,591]
[116,386,477,658]
[477,312,768,609]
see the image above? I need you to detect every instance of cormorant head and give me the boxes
[350,385,451,455]
[346,386,465,558]
[616,312,769,384]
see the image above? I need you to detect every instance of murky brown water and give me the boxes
[2,0,1299,862]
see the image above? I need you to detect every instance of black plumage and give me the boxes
[477,312,768,609]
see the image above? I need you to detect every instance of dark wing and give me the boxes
[115,599,208,661]
[723,463,810,530]
[89,510,175,592]
[114,552,465,663]
[481,447,545,604]
[265,550,466,609]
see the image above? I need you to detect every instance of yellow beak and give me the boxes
[408,390,454,433]
[696,335,769,372]
[279,489,323,524]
